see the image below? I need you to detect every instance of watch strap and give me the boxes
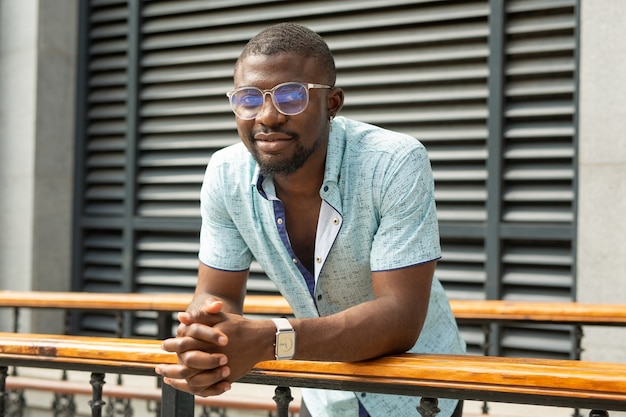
[271,317,293,332]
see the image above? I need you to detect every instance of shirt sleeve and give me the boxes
[198,157,253,271]
[370,144,441,271]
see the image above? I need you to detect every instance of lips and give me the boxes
[254,132,292,141]
[253,132,294,153]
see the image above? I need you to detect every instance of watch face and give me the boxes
[276,332,296,359]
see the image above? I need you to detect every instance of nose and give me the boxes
[255,92,285,125]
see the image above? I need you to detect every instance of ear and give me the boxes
[327,87,345,118]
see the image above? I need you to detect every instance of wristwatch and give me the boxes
[271,318,296,360]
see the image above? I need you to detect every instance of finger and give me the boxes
[155,362,228,384]
[174,320,226,341]
[180,322,228,346]
[162,336,204,353]
[161,332,226,354]
[196,380,232,397]
[155,363,203,380]
[162,376,231,397]
[178,350,228,370]
[186,366,230,389]
[175,321,186,337]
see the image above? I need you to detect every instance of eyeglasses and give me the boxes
[226,82,331,120]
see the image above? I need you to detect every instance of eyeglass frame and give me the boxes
[226,81,332,120]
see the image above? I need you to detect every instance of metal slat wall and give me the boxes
[73,0,579,357]
[73,0,130,334]
[496,0,578,358]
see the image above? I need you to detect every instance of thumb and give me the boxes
[201,299,224,314]
[178,300,224,325]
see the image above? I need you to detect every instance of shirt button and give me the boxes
[323,185,329,192]
[292,258,298,264]
[317,294,323,301]
[315,256,321,263]
[332,218,340,225]
[277,218,283,225]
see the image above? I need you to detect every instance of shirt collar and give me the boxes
[252,167,277,201]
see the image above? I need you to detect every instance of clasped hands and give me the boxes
[156,297,269,397]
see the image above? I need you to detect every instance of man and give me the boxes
[156,23,466,417]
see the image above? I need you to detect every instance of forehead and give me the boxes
[234,52,322,89]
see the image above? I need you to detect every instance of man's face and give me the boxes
[232,53,333,177]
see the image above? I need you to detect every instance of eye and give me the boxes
[276,91,305,103]
[235,90,263,107]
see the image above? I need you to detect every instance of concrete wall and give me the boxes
[0,0,76,332]
[0,0,39,331]
[577,1,626,364]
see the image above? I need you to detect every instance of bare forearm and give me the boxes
[191,289,243,315]
[289,296,424,362]
[287,264,434,362]
[192,263,248,315]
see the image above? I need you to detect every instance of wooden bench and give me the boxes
[0,332,299,416]
[2,291,626,416]
[449,299,626,326]
[0,292,296,416]
[2,291,626,326]
[0,332,625,417]
[0,291,292,316]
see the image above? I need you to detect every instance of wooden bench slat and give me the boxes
[0,291,293,315]
[450,299,626,324]
[1,332,626,411]
[0,291,190,311]
[0,333,174,366]
[250,354,626,400]
[2,291,626,325]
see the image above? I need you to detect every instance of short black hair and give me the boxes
[236,23,336,86]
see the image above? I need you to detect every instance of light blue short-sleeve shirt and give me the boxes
[199,116,466,417]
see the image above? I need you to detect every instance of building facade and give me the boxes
[1,0,624,366]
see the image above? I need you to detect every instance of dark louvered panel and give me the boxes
[81,228,124,292]
[328,1,490,225]
[134,231,200,293]
[132,310,163,338]
[137,3,241,218]
[459,325,489,356]
[501,238,573,301]
[493,0,578,361]
[500,323,576,359]
[73,0,581,357]
[438,236,487,355]
[132,229,200,336]
[438,237,487,300]
[502,0,577,224]
[248,261,280,294]
[83,0,129,217]
[78,313,122,336]
[131,227,282,296]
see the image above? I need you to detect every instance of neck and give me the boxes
[273,162,324,199]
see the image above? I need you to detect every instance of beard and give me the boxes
[248,131,325,177]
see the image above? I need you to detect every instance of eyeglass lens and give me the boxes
[230,83,309,119]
